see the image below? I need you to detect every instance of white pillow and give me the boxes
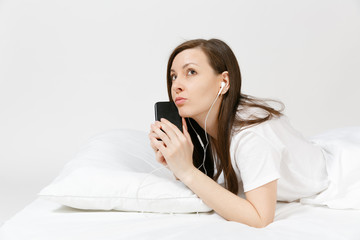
[39,129,211,213]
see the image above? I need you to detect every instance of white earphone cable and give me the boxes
[189,86,223,175]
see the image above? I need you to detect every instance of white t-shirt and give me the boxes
[229,114,329,202]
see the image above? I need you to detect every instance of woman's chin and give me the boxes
[177,109,191,118]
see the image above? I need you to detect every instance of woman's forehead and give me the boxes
[171,48,208,71]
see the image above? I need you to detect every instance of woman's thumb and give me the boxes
[182,118,191,139]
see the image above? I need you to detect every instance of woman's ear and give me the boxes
[220,71,230,94]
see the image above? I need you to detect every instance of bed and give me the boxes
[1,197,360,240]
[1,128,360,239]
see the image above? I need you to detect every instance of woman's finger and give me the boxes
[156,150,167,166]
[182,118,192,142]
[148,131,161,150]
[151,122,171,146]
[160,118,191,149]
[160,118,183,140]
[149,137,158,152]
[149,133,166,151]
[149,131,161,141]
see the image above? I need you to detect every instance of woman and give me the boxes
[148,39,330,228]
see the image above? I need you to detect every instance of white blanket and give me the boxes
[1,198,360,240]
[301,126,360,209]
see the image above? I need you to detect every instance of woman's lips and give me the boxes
[175,97,187,105]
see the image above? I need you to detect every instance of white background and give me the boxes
[0,0,359,225]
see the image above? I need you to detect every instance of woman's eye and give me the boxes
[187,69,196,76]
[171,75,177,81]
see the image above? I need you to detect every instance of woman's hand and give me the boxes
[149,130,167,166]
[149,117,195,180]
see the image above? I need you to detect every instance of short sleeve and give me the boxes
[232,131,281,192]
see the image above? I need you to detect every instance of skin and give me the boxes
[149,48,277,228]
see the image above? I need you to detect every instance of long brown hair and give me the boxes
[166,39,284,194]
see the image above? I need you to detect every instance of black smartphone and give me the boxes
[154,101,183,132]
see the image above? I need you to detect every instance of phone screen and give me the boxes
[154,101,183,132]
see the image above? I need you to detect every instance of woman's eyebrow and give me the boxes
[171,62,199,72]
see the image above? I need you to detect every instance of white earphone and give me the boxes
[188,81,227,174]
[218,82,226,95]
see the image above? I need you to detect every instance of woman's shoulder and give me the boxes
[232,105,288,138]
[230,107,310,154]
[230,106,296,152]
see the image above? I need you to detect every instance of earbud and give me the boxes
[218,82,226,95]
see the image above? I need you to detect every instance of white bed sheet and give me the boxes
[1,198,360,240]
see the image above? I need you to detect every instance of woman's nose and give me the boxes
[172,78,184,93]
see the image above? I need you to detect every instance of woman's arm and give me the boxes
[181,167,277,228]
[149,118,277,228]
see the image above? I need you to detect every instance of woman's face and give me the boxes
[170,48,223,120]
